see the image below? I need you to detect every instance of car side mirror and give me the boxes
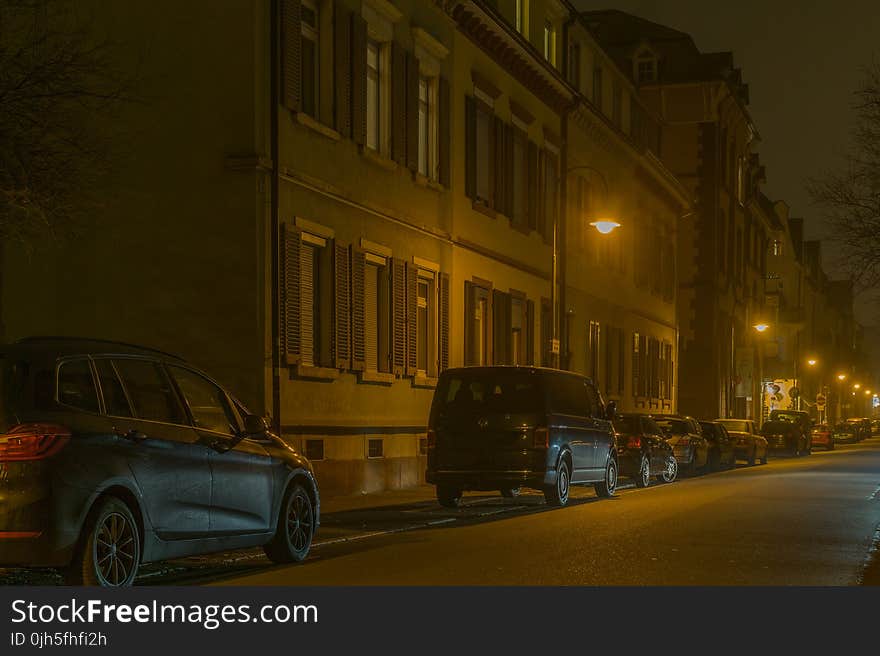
[605,400,617,421]
[243,413,269,437]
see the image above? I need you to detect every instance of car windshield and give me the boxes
[718,419,749,432]
[655,418,689,435]
[613,416,640,434]
[834,423,855,432]
[431,371,545,420]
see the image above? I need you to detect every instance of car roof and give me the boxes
[440,366,597,386]
[2,336,184,362]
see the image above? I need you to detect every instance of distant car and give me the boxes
[613,414,678,487]
[762,419,811,456]
[768,409,813,446]
[698,421,737,471]
[426,367,619,508]
[832,421,859,443]
[715,418,767,465]
[872,419,880,435]
[0,337,320,587]
[810,423,834,450]
[652,415,709,475]
[850,418,873,440]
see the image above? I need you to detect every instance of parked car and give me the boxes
[810,423,834,450]
[872,419,880,435]
[832,421,859,443]
[850,418,873,441]
[613,414,678,487]
[426,367,618,508]
[652,415,709,475]
[0,337,320,586]
[762,419,811,455]
[715,418,768,465]
[698,420,738,470]
[768,409,813,448]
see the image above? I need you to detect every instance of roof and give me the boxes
[5,336,184,361]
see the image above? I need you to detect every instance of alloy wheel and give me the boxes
[558,464,570,504]
[607,459,618,493]
[287,491,314,554]
[93,512,137,587]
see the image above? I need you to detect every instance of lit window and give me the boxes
[366,39,383,152]
[543,20,556,65]
[418,75,438,179]
[300,0,319,118]
[515,0,528,35]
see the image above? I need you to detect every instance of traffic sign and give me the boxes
[816,393,826,404]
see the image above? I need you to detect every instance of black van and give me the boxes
[425,367,618,508]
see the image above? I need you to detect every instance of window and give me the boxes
[510,295,524,366]
[416,273,435,374]
[636,56,656,84]
[114,359,185,425]
[511,129,528,227]
[169,366,239,436]
[587,321,600,383]
[543,20,556,65]
[366,39,384,152]
[419,437,428,455]
[567,42,581,90]
[515,0,528,34]
[93,359,132,417]
[632,332,640,397]
[593,66,603,109]
[364,253,390,372]
[466,282,491,366]
[305,439,324,461]
[612,82,622,128]
[300,0,319,118]
[299,237,333,368]
[57,359,99,413]
[772,239,782,256]
[368,438,384,458]
[475,102,493,205]
[417,75,437,179]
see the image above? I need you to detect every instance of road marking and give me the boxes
[868,485,880,501]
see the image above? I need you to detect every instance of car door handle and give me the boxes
[115,428,147,442]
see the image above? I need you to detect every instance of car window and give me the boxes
[644,418,663,435]
[113,358,186,425]
[613,416,639,434]
[431,371,545,420]
[57,359,99,413]
[548,375,589,416]
[718,419,748,433]
[169,366,239,436]
[655,418,689,435]
[93,359,132,417]
[585,383,600,418]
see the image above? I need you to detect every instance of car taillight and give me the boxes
[426,429,436,449]
[533,427,549,448]
[0,424,71,462]
[626,436,642,449]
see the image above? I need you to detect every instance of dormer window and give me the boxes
[636,53,657,84]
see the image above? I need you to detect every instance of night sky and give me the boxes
[576,1,880,324]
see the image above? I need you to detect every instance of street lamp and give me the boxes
[753,323,770,333]
[854,383,861,390]
[589,220,621,234]
[838,374,847,381]
[807,358,818,367]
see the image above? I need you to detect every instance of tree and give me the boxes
[808,59,880,288]
[0,0,135,247]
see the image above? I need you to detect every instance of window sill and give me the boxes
[414,172,445,192]
[361,147,398,172]
[471,200,497,219]
[291,365,340,381]
[412,375,438,389]
[295,112,341,141]
[358,370,395,386]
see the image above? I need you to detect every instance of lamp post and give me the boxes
[837,373,847,423]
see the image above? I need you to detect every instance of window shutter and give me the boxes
[438,76,451,187]
[492,290,511,365]
[281,224,302,365]
[405,262,418,375]
[493,116,506,215]
[391,42,407,165]
[334,5,352,138]
[526,299,535,365]
[333,241,351,369]
[504,124,514,217]
[464,280,474,365]
[391,258,407,375]
[280,0,302,113]
[527,141,538,231]
[405,51,419,172]
[439,272,450,372]
[350,13,367,146]
[536,149,546,239]
[350,247,366,370]
[464,95,476,199]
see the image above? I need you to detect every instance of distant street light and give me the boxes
[838,374,847,381]
[590,220,621,234]
[807,358,818,367]
[754,323,770,333]
[865,390,872,396]
[854,383,861,390]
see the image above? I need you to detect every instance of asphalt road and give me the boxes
[220,438,880,586]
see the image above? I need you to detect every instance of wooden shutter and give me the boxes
[464,95,476,199]
[391,258,407,375]
[527,141,538,231]
[439,272,450,372]
[350,13,367,146]
[536,149,546,239]
[334,5,352,138]
[493,117,506,215]
[333,241,351,369]
[504,124,514,217]
[281,224,302,365]
[391,42,407,165]
[464,280,474,365]
[438,76,451,187]
[526,299,535,365]
[350,247,366,370]
[405,51,419,172]
[492,290,511,365]
[281,0,302,112]
[405,262,418,375]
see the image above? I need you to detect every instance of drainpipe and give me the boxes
[269,0,282,434]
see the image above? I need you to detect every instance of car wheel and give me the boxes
[264,483,315,564]
[659,455,678,483]
[65,496,140,587]
[747,445,756,466]
[500,487,521,498]
[635,456,650,488]
[760,447,768,464]
[437,485,463,508]
[595,457,618,498]
[544,457,571,507]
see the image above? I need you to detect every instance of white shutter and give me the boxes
[300,244,315,367]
